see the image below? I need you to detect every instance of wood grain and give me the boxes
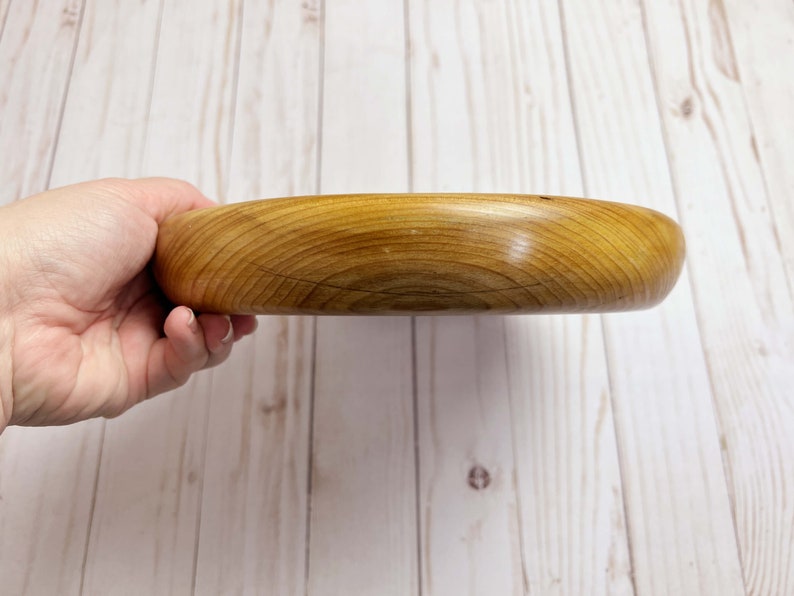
[0,0,11,42]
[409,2,525,594]
[0,0,82,201]
[193,1,320,594]
[154,193,684,315]
[414,316,524,595]
[561,0,745,592]
[644,0,794,593]
[78,2,242,594]
[40,0,166,593]
[408,1,631,591]
[305,1,418,594]
[409,1,631,589]
[723,0,794,285]
[0,3,101,595]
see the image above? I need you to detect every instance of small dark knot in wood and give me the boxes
[680,97,694,118]
[468,465,491,490]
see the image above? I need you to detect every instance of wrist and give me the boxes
[0,317,12,433]
[0,211,17,432]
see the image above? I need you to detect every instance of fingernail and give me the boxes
[187,309,199,333]
[221,315,234,344]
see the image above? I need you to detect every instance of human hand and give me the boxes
[0,178,257,430]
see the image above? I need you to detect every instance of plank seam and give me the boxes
[0,0,13,47]
[139,0,165,175]
[79,421,106,596]
[410,316,423,596]
[190,0,245,570]
[303,316,318,594]
[635,0,749,590]
[556,1,638,593]
[45,0,87,190]
[718,2,794,296]
[404,4,422,593]
[304,0,325,587]
[502,317,530,595]
[313,0,326,198]
[403,0,414,193]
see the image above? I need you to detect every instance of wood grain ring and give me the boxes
[153,193,685,315]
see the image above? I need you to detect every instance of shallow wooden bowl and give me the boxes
[153,193,685,315]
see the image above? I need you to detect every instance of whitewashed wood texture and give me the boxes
[641,1,794,594]
[561,0,744,593]
[722,0,794,285]
[0,1,792,595]
[0,3,99,595]
[307,2,418,594]
[408,1,630,594]
[194,2,319,594]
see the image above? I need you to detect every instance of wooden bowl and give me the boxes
[153,193,685,315]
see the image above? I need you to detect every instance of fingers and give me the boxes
[231,314,258,340]
[198,314,258,368]
[145,306,257,398]
[197,313,235,369]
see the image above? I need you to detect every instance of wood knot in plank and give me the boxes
[680,97,694,118]
[467,465,491,490]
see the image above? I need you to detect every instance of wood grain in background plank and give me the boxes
[195,319,314,596]
[0,0,12,43]
[79,2,242,594]
[37,1,163,594]
[505,316,633,595]
[193,1,320,594]
[560,0,745,593]
[643,1,794,593]
[0,3,97,595]
[494,4,633,592]
[0,0,83,201]
[0,422,102,596]
[49,0,162,184]
[409,0,630,593]
[306,1,418,594]
[413,316,523,595]
[722,0,794,284]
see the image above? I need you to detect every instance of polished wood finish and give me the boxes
[153,193,685,315]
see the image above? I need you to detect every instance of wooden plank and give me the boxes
[49,0,161,184]
[194,320,314,596]
[79,2,242,594]
[0,3,97,595]
[560,0,744,593]
[408,1,632,592]
[193,1,320,593]
[310,318,416,594]
[0,423,102,596]
[722,0,794,283]
[414,317,523,596]
[306,1,417,594]
[0,0,83,200]
[0,0,12,43]
[505,315,633,594]
[642,0,794,593]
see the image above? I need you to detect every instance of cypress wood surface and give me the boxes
[154,193,685,315]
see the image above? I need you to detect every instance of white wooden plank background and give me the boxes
[0,1,792,594]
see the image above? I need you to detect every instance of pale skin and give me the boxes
[0,178,257,432]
